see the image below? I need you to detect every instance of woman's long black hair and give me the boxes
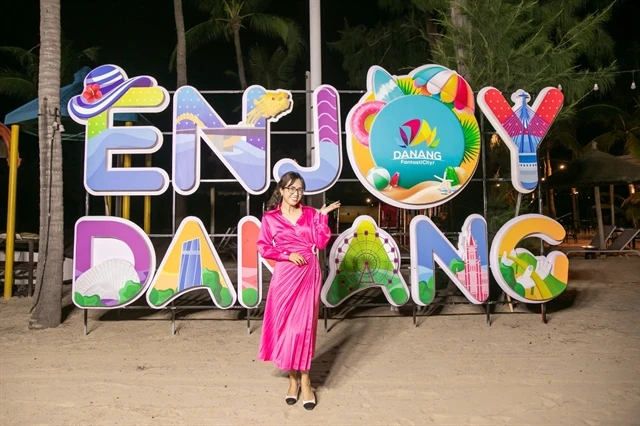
[265,172,306,211]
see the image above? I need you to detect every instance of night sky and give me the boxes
[0,0,638,236]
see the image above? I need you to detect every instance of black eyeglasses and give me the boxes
[285,186,304,195]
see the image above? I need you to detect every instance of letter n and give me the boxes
[237,216,275,308]
[172,86,293,195]
[410,214,489,305]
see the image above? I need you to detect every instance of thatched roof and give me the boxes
[546,146,640,188]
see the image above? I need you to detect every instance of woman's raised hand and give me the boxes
[320,201,341,215]
[289,252,307,266]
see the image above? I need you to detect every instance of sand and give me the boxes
[1,257,639,425]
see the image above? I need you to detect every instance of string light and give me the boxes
[593,83,599,91]
[632,71,636,90]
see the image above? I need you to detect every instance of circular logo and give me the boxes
[346,65,480,209]
[369,96,465,189]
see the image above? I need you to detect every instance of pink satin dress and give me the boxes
[257,205,332,371]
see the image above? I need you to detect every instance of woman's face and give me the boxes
[280,179,304,208]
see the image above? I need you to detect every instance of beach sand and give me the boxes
[1,257,639,425]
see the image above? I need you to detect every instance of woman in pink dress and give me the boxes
[257,172,340,410]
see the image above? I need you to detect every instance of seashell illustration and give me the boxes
[74,258,140,303]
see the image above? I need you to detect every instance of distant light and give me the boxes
[559,164,565,169]
[593,83,599,91]
[366,198,371,203]
[496,183,500,187]
[541,177,546,181]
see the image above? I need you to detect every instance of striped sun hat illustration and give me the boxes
[68,64,155,121]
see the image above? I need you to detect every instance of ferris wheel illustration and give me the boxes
[321,216,410,307]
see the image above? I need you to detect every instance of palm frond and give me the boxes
[171,19,228,70]
[80,46,101,62]
[624,132,640,157]
[248,13,304,56]
[0,46,39,69]
[0,67,37,100]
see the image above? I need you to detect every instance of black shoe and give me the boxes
[303,392,316,410]
[285,385,300,405]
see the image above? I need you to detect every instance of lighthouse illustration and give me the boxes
[456,227,489,301]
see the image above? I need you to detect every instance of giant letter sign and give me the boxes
[147,217,237,309]
[322,216,410,307]
[410,214,489,305]
[73,216,156,309]
[346,65,481,209]
[490,214,568,303]
[273,85,342,193]
[173,85,293,195]
[478,87,563,193]
[68,64,171,196]
[237,216,276,309]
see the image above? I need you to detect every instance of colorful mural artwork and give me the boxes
[477,87,563,193]
[346,65,481,209]
[72,216,156,309]
[69,63,570,313]
[321,216,410,307]
[173,85,293,195]
[147,217,236,309]
[273,85,342,194]
[490,214,568,304]
[410,215,489,306]
[68,64,171,196]
[237,216,275,309]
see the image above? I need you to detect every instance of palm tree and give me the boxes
[173,0,189,228]
[171,0,303,89]
[226,45,296,89]
[30,0,64,329]
[0,40,99,101]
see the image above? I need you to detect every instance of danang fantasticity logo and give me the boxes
[346,65,481,209]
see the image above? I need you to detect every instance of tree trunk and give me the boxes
[609,184,615,226]
[174,0,187,88]
[232,26,248,89]
[571,188,580,231]
[545,150,556,218]
[31,0,63,329]
[450,0,471,79]
[173,0,188,228]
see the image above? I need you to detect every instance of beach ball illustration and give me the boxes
[366,167,391,190]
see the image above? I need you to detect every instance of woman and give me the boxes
[257,172,340,410]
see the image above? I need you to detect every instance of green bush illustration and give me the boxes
[118,280,142,304]
[203,268,233,307]
[449,258,465,274]
[74,292,105,307]
[242,288,259,307]
[419,278,435,304]
[149,288,175,306]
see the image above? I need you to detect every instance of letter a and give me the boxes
[147,217,236,309]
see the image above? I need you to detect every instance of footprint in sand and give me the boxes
[539,392,564,408]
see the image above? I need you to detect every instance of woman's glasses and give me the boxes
[285,186,304,195]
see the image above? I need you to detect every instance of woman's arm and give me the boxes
[312,210,332,250]
[257,215,290,262]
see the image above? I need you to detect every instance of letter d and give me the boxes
[73,216,156,309]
